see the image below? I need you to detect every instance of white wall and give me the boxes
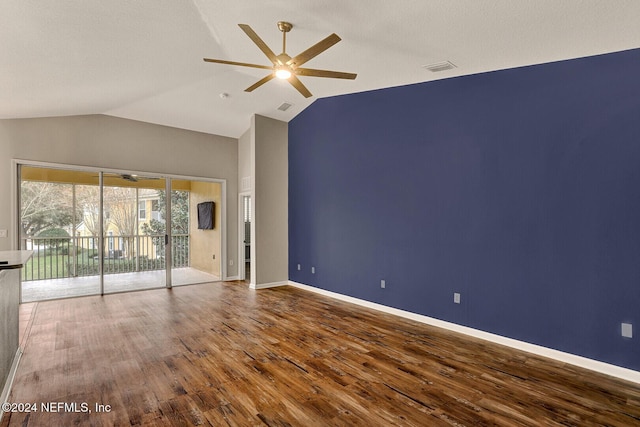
[238,128,253,282]
[0,115,239,277]
[252,115,288,286]
[238,128,252,192]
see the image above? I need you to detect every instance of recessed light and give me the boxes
[219,92,230,99]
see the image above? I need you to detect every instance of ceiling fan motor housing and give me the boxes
[277,21,292,33]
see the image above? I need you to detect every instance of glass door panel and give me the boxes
[171,179,221,287]
[18,165,221,300]
[19,166,101,302]
[102,173,166,293]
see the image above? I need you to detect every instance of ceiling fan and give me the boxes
[203,21,357,98]
[118,174,160,182]
[96,174,160,182]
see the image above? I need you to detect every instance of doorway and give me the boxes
[239,193,251,282]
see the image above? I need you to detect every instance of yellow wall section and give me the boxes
[21,166,192,190]
[189,181,221,277]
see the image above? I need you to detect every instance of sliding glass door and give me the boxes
[102,173,167,293]
[19,165,168,301]
[20,166,102,301]
[19,164,223,302]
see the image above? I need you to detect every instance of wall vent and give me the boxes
[423,61,457,72]
[277,102,293,111]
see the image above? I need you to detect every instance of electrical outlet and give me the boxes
[297,264,301,271]
[622,323,633,338]
[229,259,234,266]
[454,293,461,304]
[311,266,315,274]
[0,229,7,238]
[380,280,386,289]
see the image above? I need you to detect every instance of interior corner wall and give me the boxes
[0,114,239,278]
[288,48,640,372]
[251,115,288,286]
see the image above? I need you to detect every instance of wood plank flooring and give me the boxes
[2,282,639,426]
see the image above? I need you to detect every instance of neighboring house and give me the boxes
[75,188,164,260]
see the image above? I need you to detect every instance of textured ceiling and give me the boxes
[2,1,640,138]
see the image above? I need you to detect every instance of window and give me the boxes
[138,201,146,220]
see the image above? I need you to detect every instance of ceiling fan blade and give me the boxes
[203,58,273,70]
[287,33,341,68]
[296,68,357,80]
[288,75,313,98]
[238,24,279,64]
[245,74,276,92]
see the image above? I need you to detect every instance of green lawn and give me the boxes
[22,248,98,281]
[21,247,167,281]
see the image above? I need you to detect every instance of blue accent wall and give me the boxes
[289,49,640,371]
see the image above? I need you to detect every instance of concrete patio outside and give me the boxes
[21,267,220,302]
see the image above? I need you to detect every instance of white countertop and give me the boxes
[0,250,34,270]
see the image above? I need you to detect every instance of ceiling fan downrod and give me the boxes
[277,21,292,55]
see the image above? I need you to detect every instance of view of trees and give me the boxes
[20,182,77,238]
[21,183,190,237]
[20,182,156,241]
[36,228,71,251]
[104,187,138,256]
[141,190,189,235]
[21,180,191,279]
[141,190,189,260]
[77,185,101,237]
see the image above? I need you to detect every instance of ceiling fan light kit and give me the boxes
[275,66,292,80]
[203,21,357,98]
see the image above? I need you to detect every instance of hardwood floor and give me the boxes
[2,282,639,426]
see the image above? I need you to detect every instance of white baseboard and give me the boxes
[287,281,640,385]
[250,281,288,290]
[0,348,23,422]
[224,275,240,281]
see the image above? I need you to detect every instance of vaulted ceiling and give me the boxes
[2,1,639,138]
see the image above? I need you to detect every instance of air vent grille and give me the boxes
[277,102,293,111]
[423,61,457,73]
[241,177,251,191]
